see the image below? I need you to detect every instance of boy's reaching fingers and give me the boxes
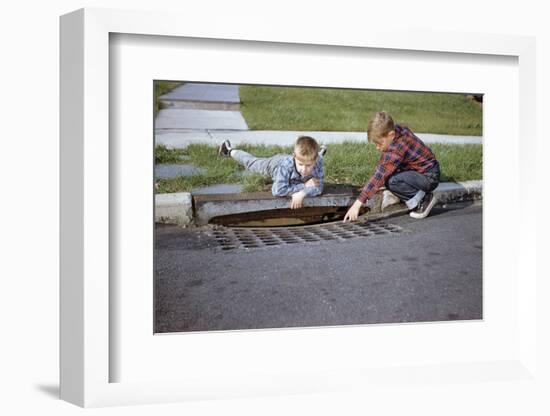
[290,199,302,209]
[343,205,360,222]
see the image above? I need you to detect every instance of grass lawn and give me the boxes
[240,86,482,136]
[155,143,482,194]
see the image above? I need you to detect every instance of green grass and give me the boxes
[155,143,482,194]
[240,86,482,136]
[155,144,293,193]
[155,144,242,193]
[154,80,182,113]
[323,142,482,184]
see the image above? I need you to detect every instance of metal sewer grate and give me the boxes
[211,219,404,251]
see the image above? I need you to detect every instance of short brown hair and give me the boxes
[294,136,319,161]
[367,111,395,144]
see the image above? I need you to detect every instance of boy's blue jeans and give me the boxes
[230,149,286,177]
[385,162,440,209]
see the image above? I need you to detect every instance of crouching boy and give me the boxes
[344,111,440,222]
[218,136,326,209]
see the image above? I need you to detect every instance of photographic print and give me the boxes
[154,82,483,333]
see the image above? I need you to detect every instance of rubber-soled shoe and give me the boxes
[319,144,327,157]
[410,192,438,219]
[218,140,232,157]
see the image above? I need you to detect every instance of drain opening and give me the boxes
[208,205,368,228]
[212,219,405,250]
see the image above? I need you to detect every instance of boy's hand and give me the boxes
[305,178,320,187]
[291,191,306,209]
[343,200,364,222]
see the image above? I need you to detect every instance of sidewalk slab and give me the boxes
[156,130,215,148]
[155,164,206,179]
[155,109,249,130]
[155,130,481,149]
[417,133,482,145]
[212,131,481,145]
[159,83,240,103]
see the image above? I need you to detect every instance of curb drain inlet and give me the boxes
[212,219,405,251]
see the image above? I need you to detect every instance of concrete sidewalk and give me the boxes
[156,129,482,149]
[155,82,482,148]
[155,109,249,130]
[159,83,241,107]
[156,83,248,130]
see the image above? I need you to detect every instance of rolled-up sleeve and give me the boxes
[272,165,306,196]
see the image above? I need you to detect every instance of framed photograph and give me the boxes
[60,8,539,408]
[153,78,486,334]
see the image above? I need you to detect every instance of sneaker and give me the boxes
[381,190,401,211]
[410,192,438,219]
[319,144,327,157]
[218,140,232,157]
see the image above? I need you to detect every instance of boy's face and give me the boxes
[294,155,316,177]
[374,130,396,152]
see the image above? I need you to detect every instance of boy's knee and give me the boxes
[386,175,401,189]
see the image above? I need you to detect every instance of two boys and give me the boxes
[220,111,440,219]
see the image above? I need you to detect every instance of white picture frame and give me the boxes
[60,7,539,408]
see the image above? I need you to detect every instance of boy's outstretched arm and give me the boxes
[344,151,402,222]
[343,199,363,222]
[272,159,324,209]
[291,173,323,208]
[290,190,306,209]
[358,151,401,204]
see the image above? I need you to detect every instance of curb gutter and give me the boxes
[155,180,482,227]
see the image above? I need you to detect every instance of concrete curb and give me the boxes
[155,192,193,226]
[193,190,357,226]
[154,180,482,227]
[366,180,483,222]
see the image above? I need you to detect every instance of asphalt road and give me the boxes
[155,202,482,333]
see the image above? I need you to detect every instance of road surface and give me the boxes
[155,202,482,333]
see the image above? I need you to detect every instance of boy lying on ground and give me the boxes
[218,136,327,209]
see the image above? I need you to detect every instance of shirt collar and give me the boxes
[394,124,405,137]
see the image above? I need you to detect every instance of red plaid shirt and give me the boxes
[358,125,438,204]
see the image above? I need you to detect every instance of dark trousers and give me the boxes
[385,162,440,202]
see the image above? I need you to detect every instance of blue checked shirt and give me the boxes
[271,156,324,197]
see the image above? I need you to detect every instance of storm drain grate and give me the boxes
[211,220,405,251]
